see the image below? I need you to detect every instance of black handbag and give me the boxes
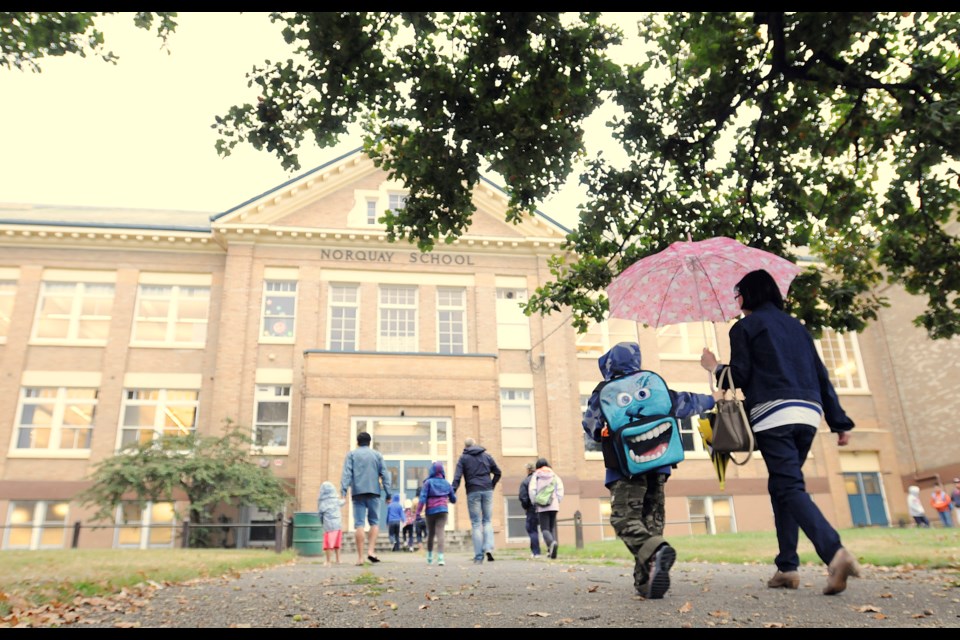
[710,367,755,465]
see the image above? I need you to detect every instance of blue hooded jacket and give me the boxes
[386,493,405,524]
[582,342,715,486]
[317,481,345,533]
[418,461,457,516]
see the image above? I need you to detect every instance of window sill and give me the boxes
[28,339,107,347]
[129,342,206,349]
[7,449,90,459]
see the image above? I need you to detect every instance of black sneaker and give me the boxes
[549,541,558,559]
[486,552,495,562]
[645,544,676,599]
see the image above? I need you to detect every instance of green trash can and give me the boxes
[292,511,324,556]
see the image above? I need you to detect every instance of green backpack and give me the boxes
[535,477,557,507]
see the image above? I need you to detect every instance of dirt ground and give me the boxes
[61,550,959,628]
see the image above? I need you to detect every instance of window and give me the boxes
[366,199,379,225]
[678,416,709,454]
[119,389,199,448]
[505,495,527,541]
[816,329,868,392]
[132,283,210,347]
[437,287,466,354]
[656,322,717,360]
[3,500,70,549]
[379,285,417,352]
[500,388,536,451]
[388,193,407,212]
[0,279,16,342]
[260,280,297,341]
[14,386,97,452]
[254,385,291,449]
[116,501,176,548]
[687,496,735,534]
[581,392,603,458]
[576,317,639,359]
[32,281,114,343]
[328,283,359,351]
[496,287,530,350]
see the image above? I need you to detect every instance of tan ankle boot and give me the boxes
[823,547,860,595]
[767,570,800,589]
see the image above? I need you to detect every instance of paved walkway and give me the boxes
[64,550,958,628]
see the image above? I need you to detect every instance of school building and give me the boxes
[0,147,954,551]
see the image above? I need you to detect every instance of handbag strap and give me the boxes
[720,366,755,465]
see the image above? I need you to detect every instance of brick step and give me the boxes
[335,530,473,554]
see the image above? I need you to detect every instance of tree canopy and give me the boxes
[6,12,960,338]
[213,12,960,339]
[77,428,293,530]
[0,12,176,71]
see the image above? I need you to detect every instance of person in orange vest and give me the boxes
[930,484,953,528]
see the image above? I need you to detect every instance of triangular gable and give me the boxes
[212,147,571,243]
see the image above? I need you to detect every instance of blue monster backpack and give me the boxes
[596,370,685,478]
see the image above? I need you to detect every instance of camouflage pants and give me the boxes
[608,474,668,590]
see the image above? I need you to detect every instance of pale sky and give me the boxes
[0,12,637,228]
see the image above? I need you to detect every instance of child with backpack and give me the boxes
[582,341,716,599]
[527,458,564,559]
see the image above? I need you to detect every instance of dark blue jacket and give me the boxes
[721,302,854,433]
[451,445,501,494]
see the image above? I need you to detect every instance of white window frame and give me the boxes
[114,501,177,549]
[3,500,70,550]
[30,280,114,345]
[656,322,719,361]
[260,280,297,343]
[378,284,418,352]
[816,329,869,394]
[131,282,210,348]
[495,287,531,350]
[366,198,379,225]
[253,384,292,453]
[117,388,200,449]
[581,391,603,460]
[686,496,737,535]
[505,495,529,543]
[0,278,17,343]
[328,283,360,351]
[10,386,97,457]
[499,388,537,454]
[388,192,407,212]
[437,286,466,354]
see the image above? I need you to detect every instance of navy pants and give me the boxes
[755,423,843,572]
[525,508,541,556]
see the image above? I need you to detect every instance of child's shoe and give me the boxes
[437,554,445,566]
[426,552,432,564]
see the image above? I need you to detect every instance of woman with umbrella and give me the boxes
[700,269,860,596]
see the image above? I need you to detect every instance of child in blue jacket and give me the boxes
[582,341,715,600]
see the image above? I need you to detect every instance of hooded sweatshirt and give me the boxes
[528,465,564,512]
[386,493,405,524]
[451,445,502,494]
[417,461,457,516]
[317,481,346,533]
[907,485,925,518]
[582,341,715,486]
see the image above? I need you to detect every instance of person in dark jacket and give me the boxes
[517,462,542,558]
[386,493,405,551]
[451,437,502,564]
[701,268,860,596]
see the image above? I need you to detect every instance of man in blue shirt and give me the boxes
[341,431,389,565]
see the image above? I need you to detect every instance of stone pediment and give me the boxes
[211,147,570,245]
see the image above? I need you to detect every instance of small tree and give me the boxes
[77,425,293,547]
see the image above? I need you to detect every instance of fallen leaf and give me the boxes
[873,613,887,620]
[113,621,140,628]
[763,622,785,628]
[425,593,439,601]
[418,604,429,610]
[484,612,501,616]
[857,605,882,613]
[528,611,550,617]
[880,592,893,598]
[679,602,693,613]
[587,585,599,593]
[384,602,397,610]
[708,610,730,618]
